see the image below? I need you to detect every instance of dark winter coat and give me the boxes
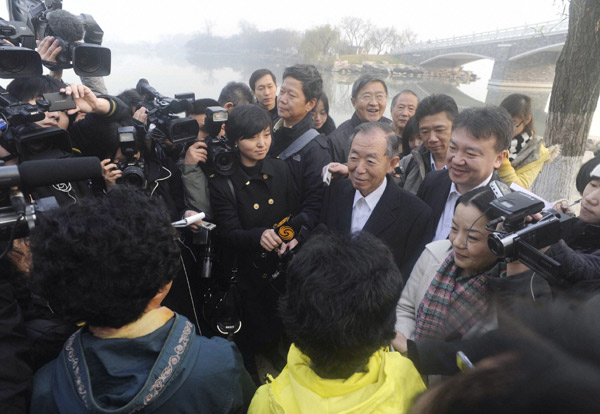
[327,112,392,163]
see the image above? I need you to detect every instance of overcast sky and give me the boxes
[0,0,567,44]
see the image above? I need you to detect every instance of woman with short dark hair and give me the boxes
[312,92,336,135]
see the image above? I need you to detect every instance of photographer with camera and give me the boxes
[208,104,309,382]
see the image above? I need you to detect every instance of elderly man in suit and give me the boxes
[322,122,433,284]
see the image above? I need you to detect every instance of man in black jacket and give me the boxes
[269,64,330,229]
[327,74,392,164]
[418,106,512,241]
[322,122,433,283]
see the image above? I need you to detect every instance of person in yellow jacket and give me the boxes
[248,232,426,414]
[498,94,559,189]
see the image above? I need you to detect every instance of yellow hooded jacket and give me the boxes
[248,344,426,414]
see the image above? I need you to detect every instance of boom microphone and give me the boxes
[46,9,84,42]
[0,157,102,188]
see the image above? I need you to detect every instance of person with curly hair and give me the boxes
[29,188,255,414]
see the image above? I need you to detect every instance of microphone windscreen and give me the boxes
[46,10,85,43]
[18,157,102,188]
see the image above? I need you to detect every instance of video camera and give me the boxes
[0,18,42,78]
[0,157,101,257]
[29,1,111,76]
[486,191,586,283]
[136,79,199,145]
[202,106,236,176]
[0,86,72,161]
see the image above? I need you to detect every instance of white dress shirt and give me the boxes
[351,177,388,233]
[430,153,447,172]
[433,172,494,241]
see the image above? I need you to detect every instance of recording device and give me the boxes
[30,4,111,76]
[42,92,76,112]
[0,157,102,246]
[174,92,195,103]
[202,106,236,176]
[136,79,199,145]
[0,86,72,161]
[0,18,42,78]
[115,126,146,189]
[487,191,585,283]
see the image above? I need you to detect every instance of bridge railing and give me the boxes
[399,19,568,53]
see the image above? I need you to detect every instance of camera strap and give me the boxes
[277,128,319,161]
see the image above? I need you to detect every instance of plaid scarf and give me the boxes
[415,251,489,341]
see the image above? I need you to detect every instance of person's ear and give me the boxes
[493,150,507,169]
[305,97,317,113]
[224,102,235,112]
[389,155,400,172]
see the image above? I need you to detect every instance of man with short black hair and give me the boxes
[418,106,512,241]
[397,94,458,194]
[327,74,392,163]
[270,64,331,229]
[248,232,425,413]
[218,81,254,112]
[249,68,278,120]
[322,121,433,281]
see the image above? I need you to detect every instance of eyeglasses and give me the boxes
[358,93,387,103]
[513,120,524,128]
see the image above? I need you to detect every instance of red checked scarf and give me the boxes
[415,251,489,340]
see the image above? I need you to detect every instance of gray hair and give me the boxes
[351,121,399,158]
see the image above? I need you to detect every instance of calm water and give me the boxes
[3,47,599,139]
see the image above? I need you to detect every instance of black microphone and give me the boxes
[0,157,102,189]
[46,9,84,43]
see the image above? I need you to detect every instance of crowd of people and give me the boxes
[1,37,600,414]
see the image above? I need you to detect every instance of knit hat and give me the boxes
[576,156,600,194]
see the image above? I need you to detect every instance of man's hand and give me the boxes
[552,199,574,215]
[261,229,283,251]
[101,158,121,189]
[184,140,208,165]
[184,210,203,232]
[133,106,148,124]
[61,83,110,115]
[322,162,348,179]
[37,36,62,63]
[392,331,408,354]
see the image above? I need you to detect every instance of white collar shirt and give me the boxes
[351,177,388,234]
[430,153,447,172]
[433,172,494,241]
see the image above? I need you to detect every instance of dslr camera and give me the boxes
[115,126,146,189]
[487,191,585,281]
[202,106,236,176]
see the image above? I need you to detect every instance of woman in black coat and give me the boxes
[209,104,307,377]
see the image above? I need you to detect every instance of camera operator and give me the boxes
[180,98,221,221]
[208,104,309,381]
[5,76,130,205]
[538,163,600,294]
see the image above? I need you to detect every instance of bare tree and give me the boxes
[300,25,340,62]
[531,0,600,201]
[339,17,373,54]
[367,27,397,55]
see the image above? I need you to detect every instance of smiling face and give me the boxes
[351,81,387,123]
[579,178,600,225]
[237,126,271,167]
[447,127,506,194]
[449,203,497,274]
[253,74,277,111]
[278,76,316,127]
[29,98,69,130]
[348,128,397,197]
[391,93,418,135]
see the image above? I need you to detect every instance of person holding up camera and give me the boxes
[208,104,308,381]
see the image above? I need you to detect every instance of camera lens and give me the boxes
[120,166,145,188]
[215,151,235,174]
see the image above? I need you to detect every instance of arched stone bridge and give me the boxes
[395,20,568,88]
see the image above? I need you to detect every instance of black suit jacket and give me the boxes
[417,169,503,233]
[322,176,433,284]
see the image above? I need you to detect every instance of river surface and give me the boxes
[3,48,599,140]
